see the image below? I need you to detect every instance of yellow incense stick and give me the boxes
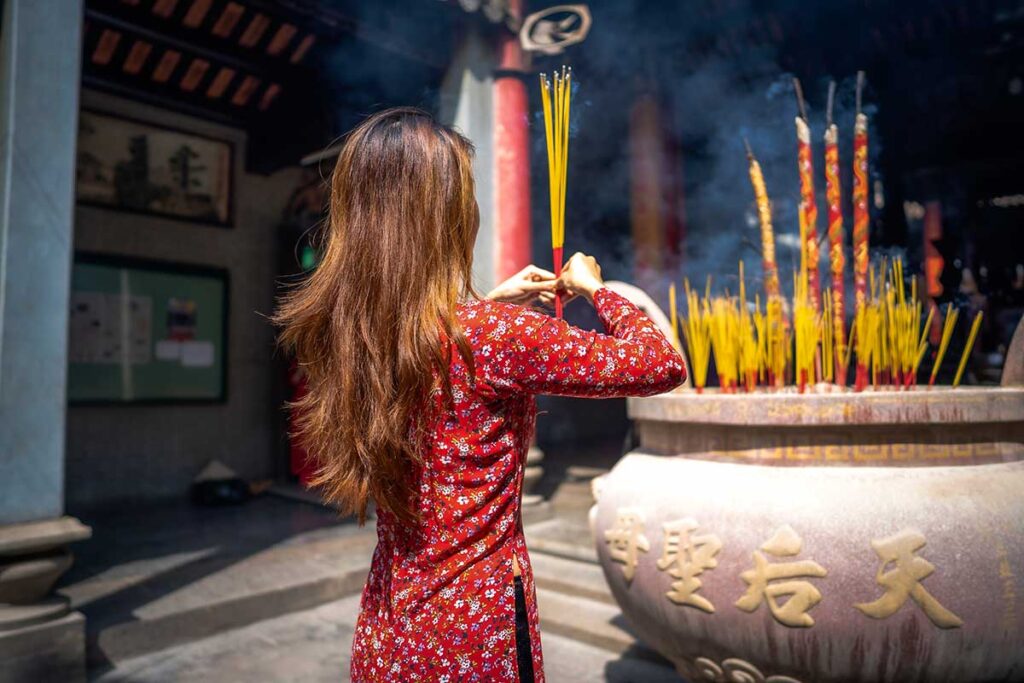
[844,320,856,371]
[682,279,712,391]
[917,304,935,354]
[821,290,834,383]
[912,305,936,377]
[953,312,983,387]
[930,304,958,385]
[560,69,571,245]
[669,283,680,351]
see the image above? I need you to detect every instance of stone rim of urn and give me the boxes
[592,386,1024,683]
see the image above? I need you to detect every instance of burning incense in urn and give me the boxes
[793,78,822,313]
[793,267,819,393]
[665,71,983,394]
[681,279,712,393]
[823,81,848,385]
[539,67,573,318]
[852,71,871,386]
[744,139,781,300]
[671,255,971,393]
[737,262,760,392]
[709,296,739,392]
[764,295,788,388]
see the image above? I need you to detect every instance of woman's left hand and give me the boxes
[486,265,558,306]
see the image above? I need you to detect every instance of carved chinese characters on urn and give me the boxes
[596,390,1024,682]
[603,508,649,583]
[604,508,965,632]
[855,529,963,628]
[656,517,722,613]
[734,525,828,627]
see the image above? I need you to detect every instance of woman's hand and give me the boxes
[558,252,604,303]
[486,265,558,306]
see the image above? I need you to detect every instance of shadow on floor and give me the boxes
[60,493,364,676]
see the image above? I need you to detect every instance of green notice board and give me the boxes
[68,254,228,403]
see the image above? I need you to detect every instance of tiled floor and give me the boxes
[95,593,681,683]
[63,443,682,682]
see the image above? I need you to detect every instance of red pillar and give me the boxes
[493,1,531,281]
[663,133,686,276]
[630,92,666,292]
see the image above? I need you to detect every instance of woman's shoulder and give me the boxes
[457,298,550,341]
[458,298,546,323]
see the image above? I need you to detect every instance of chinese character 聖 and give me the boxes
[734,524,827,627]
[656,517,722,613]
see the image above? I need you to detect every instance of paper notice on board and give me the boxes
[128,295,153,364]
[155,340,182,361]
[69,292,106,363]
[69,292,153,365]
[180,340,215,368]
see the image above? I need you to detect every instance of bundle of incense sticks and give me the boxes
[667,72,984,392]
[672,258,980,392]
[539,67,572,318]
[737,262,760,391]
[681,278,712,392]
[709,296,739,392]
[793,268,819,392]
[764,295,788,387]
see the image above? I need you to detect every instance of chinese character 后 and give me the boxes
[604,508,650,583]
[854,529,963,629]
[656,517,722,613]
[734,524,828,627]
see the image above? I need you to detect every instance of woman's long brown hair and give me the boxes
[274,108,478,525]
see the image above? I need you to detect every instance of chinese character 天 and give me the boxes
[855,529,963,629]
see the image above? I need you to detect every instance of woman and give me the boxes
[275,108,685,682]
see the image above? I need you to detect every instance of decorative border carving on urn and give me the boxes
[677,655,803,683]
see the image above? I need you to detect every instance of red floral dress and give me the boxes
[350,288,685,682]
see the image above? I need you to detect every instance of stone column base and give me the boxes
[0,610,86,683]
[0,516,91,683]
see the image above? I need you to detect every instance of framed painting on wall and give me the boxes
[76,110,234,226]
[68,253,229,404]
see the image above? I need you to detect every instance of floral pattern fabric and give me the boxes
[350,288,686,682]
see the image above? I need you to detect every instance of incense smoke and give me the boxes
[527,0,884,310]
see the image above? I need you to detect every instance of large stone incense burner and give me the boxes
[592,386,1024,683]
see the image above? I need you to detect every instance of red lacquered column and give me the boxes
[493,2,531,282]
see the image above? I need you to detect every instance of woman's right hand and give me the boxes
[558,252,605,303]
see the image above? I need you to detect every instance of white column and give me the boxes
[439,26,498,297]
[0,1,91,680]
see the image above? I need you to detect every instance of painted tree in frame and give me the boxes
[76,110,233,225]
